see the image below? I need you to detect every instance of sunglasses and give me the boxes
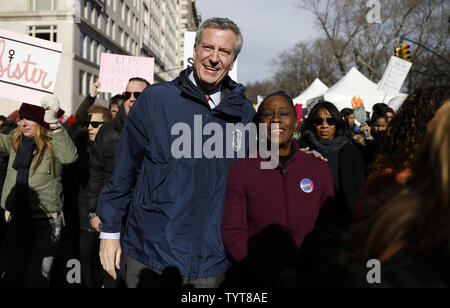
[122,91,142,100]
[313,117,336,126]
[88,121,105,128]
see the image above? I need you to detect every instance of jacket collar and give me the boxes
[255,140,300,173]
[174,67,248,119]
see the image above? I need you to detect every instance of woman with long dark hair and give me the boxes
[297,101,365,228]
[0,96,78,287]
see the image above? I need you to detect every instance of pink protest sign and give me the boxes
[99,53,154,93]
[295,104,303,122]
[0,28,62,106]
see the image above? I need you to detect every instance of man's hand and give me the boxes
[90,79,101,98]
[300,147,328,162]
[90,216,102,232]
[100,239,121,280]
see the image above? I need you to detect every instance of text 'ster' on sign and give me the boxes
[0,28,62,106]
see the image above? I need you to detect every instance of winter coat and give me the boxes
[64,122,96,232]
[222,143,335,262]
[97,67,256,280]
[297,138,365,228]
[85,106,126,214]
[0,128,78,216]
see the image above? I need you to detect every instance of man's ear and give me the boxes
[228,60,235,71]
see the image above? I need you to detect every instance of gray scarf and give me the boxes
[302,130,348,155]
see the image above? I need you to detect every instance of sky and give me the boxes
[195,0,320,86]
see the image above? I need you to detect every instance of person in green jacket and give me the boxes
[0,95,78,288]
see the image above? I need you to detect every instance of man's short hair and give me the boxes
[88,105,112,122]
[128,77,150,87]
[195,17,243,60]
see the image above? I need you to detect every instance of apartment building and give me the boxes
[177,0,200,68]
[0,0,189,116]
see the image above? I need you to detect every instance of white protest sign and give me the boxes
[378,56,412,95]
[99,53,154,93]
[183,31,238,82]
[0,28,62,106]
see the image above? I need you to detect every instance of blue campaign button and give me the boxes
[300,178,314,194]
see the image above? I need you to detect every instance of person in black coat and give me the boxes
[85,78,149,227]
[297,101,365,229]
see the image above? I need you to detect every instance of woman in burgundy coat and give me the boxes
[221,91,335,286]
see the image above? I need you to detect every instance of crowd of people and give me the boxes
[0,17,449,288]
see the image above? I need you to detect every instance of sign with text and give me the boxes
[99,53,154,94]
[0,28,62,106]
[183,31,238,82]
[378,56,412,95]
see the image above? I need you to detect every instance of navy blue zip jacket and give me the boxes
[97,67,256,280]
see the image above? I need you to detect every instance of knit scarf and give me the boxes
[12,137,36,209]
[302,130,348,156]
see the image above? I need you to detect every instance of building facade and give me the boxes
[0,0,197,117]
[177,0,200,69]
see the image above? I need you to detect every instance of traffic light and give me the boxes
[395,45,402,58]
[401,43,411,61]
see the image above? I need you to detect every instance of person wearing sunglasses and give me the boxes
[81,77,148,287]
[297,101,365,229]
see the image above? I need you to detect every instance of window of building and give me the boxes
[91,40,96,63]
[92,8,97,26]
[29,0,56,10]
[85,36,91,60]
[28,25,57,42]
[118,27,123,46]
[79,70,85,95]
[120,0,125,20]
[87,1,92,21]
[86,72,92,97]
[79,32,84,56]
[111,21,116,40]
[80,0,85,17]
[97,45,102,65]
[126,6,130,26]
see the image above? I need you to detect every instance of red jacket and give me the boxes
[222,145,335,262]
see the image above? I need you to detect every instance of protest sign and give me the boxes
[378,56,412,95]
[183,31,238,82]
[99,53,154,93]
[0,28,62,106]
[295,104,303,122]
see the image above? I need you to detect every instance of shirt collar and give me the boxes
[189,72,222,108]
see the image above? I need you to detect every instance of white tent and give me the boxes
[387,93,408,112]
[307,67,403,113]
[293,78,329,105]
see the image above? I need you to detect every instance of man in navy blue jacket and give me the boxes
[97,18,256,288]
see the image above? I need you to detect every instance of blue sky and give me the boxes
[195,0,320,86]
